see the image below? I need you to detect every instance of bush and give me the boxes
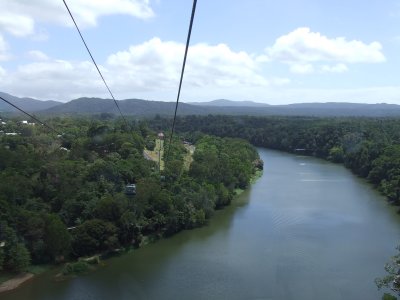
[382,293,397,300]
[62,261,90,275]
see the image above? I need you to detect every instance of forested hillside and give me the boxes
[151,115,400,206]
[0,116,260,272]
[3,92,400,117]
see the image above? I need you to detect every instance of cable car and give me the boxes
[125,183,136,195]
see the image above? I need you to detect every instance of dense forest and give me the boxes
[149,115,400,206]
[152,114,400,300]
[2,113,400,299]
[0,116,260,273]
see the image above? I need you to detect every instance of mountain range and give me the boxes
[0,92,61,112]
[1,91,400,117]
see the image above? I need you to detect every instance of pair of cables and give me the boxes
[63,0,197,161]
[0,0,198,160]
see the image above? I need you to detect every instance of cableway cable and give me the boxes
[166,0,198,161]
[62,0,129,129]
[0,95,63,136]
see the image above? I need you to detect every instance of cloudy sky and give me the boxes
[1,0,400,104]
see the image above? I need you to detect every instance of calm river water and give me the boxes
[3,149,400,300]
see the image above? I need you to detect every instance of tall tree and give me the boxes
[44,214,71,261]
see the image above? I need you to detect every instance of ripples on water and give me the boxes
[2,149,400,300]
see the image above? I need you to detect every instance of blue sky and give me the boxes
[0,0,400,104]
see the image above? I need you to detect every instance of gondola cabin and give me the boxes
[125,183,137,195]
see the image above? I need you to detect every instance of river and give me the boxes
[3,148,400,300]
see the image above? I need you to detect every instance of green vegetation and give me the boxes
[62,261,91,276]
[143,139,164,170]
[4,112,399,297]
[152,115,400,206]
[383,293,398,300]
[376,246,400,299]
[0,116,260,274]
[150,114,400,298]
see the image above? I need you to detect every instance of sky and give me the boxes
[0,0,400,104]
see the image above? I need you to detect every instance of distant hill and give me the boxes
[41,98,400,117]
[2,92,400,117]
[41,97,211,116]
[268,102,400,117]
[190,99,270,107]
[0,92,62,112]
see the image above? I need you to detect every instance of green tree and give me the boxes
[328,146,344,163]
[0,247,4,271]
[119,211,140,246]
[94,194,125,222]
[10,243,31,272]
[3,227,31,272]
[376,246,400,299]
[382,293,397,300]
[44,214,71,261]
[71,219,119,257]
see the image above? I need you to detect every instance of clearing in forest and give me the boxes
[183,143,195,171]
[144,139,165,171]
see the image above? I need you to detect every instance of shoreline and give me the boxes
[0,273,34,293]
[0,167,263,293]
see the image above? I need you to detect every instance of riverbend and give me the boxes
[3,149,400,300]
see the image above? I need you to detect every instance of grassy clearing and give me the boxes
[144,139,164,171]
[183,144,195,171]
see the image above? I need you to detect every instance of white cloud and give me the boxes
[0,66,6,78]
[271,77,291,86]
[188,43,269,87]
[0,0,154,37]
[27,50,49,61]
[255,54,270,63]
[2,38,285,101]
[266,27,385,74]
[0,34,9,61]
[107,38,270,91]
[321,63,348,73]
[290,63,314,74]
[1,59,105,100]
[0,14,34,37]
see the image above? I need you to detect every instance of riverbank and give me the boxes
[1,165,263,293]
[3,148,398,300]
[0,273,34,293]
[0,264,52,294]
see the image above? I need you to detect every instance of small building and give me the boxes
[0,241,5,248]
[21,120,28,124]
[158,132,165,140]
[5,132,18,136]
